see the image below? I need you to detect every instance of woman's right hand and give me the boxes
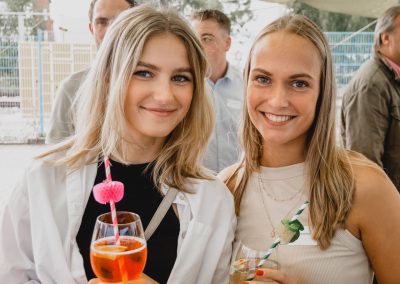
[243,268,297,284]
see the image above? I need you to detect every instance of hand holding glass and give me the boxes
[90,211,147,283]
[230,242,279,283]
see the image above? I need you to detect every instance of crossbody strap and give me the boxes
[144,187,179,241]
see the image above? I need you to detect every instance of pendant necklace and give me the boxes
[257,172,305,238]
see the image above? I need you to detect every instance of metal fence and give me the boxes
[0,38,19,107]
[0,32,374,143]
[327,32,374,88]
[0,33,96,143]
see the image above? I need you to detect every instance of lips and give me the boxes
[141,106,176,117]
[145,107,175,112]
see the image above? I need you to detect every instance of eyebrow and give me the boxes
[137,61,193,73]
[201,33,215,37]
[94,17,109,22]
[251,67,315,80]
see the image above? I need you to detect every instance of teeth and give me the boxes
[265,113,292,122]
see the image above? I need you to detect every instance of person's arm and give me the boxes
[46,77,77,144]
[0,172,39,283]
[341,84,390,167]
[348,163,400,283]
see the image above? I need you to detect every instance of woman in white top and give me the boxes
[220,14,400,284]
[0,6,235,284]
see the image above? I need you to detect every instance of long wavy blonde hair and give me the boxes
[226,14,365,249]
[42,5,215,191]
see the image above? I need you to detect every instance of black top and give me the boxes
[76,160,180,284]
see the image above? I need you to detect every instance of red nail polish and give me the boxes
[242,282,250,284]
[256,269,264,276]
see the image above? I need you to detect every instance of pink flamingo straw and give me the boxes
[93,157,124,245]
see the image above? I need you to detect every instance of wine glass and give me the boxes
[90,211,147,283]
[230,240,279,284]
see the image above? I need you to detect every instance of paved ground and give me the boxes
[0,144,47,204]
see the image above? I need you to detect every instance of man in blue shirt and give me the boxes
[192,9,244,172]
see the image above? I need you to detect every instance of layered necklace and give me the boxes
[257,172,305,237]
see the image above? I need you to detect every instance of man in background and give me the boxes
[341,6,400,191]
[46,0,135,143]
[192,9,244,172]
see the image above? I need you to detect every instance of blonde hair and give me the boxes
[42,5,214,191]
[227,14,365,249]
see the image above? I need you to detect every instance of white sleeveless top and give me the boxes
[235,163,373,284]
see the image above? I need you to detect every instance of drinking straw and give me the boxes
[246,200,310,280]
[104,156,120,246]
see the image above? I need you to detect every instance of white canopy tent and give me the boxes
[261,0,400,18]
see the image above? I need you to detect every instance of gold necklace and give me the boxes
[257,172,304,237]
[258,173,303,202]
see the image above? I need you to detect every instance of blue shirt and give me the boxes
[203,63,244,172]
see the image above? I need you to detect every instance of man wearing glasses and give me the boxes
[192,9,244,172]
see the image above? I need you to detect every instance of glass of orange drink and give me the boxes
[90,211,147,283]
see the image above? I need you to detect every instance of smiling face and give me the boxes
[247,31,322,151]
[124,33,194,147]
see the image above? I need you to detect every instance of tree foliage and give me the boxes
[0,0,48,37]
[289,2,375,32]
[5,0,31,12]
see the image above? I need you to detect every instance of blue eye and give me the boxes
[134,70,152,78]
[172,75,190,83]
[292,80,308,88]
[255,75,270,84]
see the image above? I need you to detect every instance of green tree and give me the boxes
[5,0,31,12]
[0,0,48,37]
[289,2,375,32]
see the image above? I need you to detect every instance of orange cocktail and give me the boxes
[91,236,147,282]
[90,212,147,283]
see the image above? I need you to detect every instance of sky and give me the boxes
[50,0,92,43]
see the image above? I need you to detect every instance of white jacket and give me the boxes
[0,154,236,284]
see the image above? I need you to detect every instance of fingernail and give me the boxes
[256,269,264,276]
[242,282,250,284]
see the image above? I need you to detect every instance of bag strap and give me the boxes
[223,164,244,193]
[144,187,179,241]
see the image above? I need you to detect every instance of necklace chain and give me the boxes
[258,173,303,202]
[257,172,304,237]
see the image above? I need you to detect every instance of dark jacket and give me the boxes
[341,53,400,191]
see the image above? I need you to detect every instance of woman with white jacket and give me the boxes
[0,6,235,284]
